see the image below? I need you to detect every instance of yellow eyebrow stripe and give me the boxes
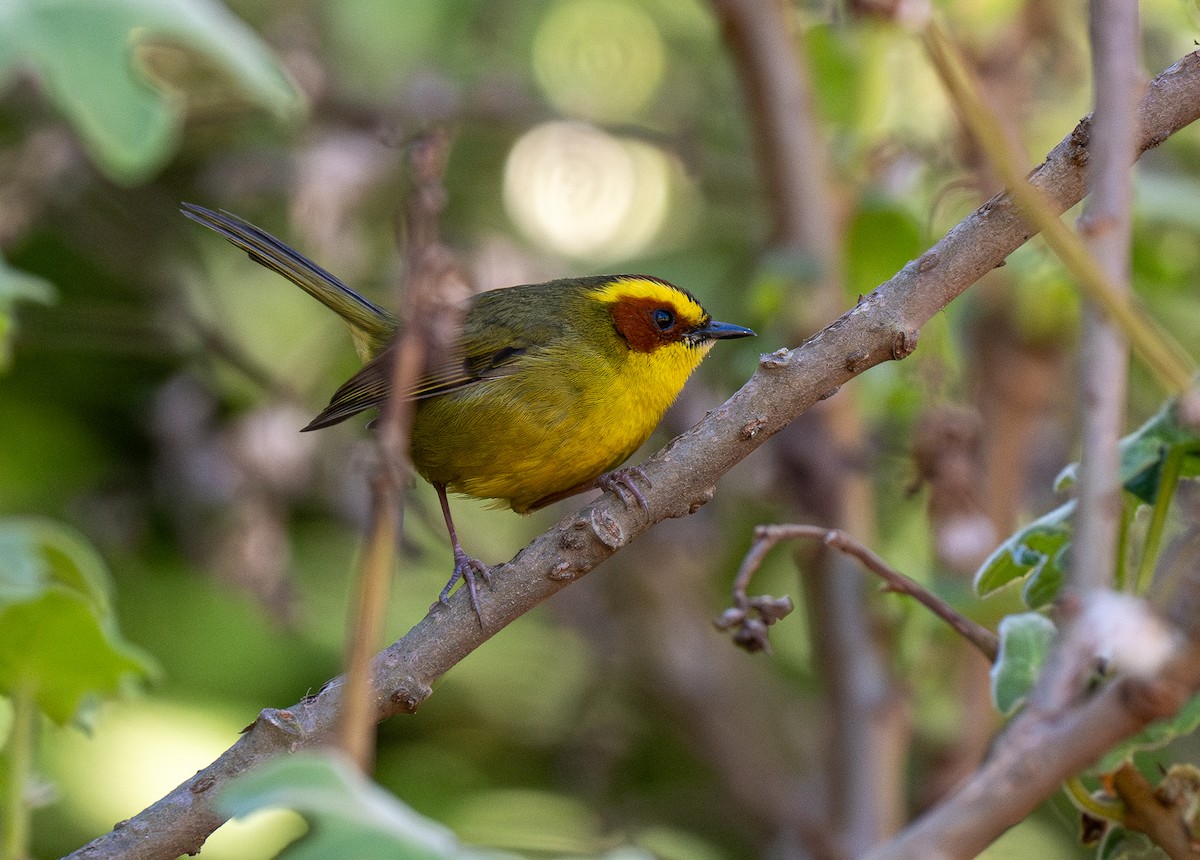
[588,277,707,325]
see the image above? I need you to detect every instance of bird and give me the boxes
[181,203,755,620]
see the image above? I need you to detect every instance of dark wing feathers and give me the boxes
[303,334,536,430]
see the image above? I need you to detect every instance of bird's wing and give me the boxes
[302,331,536,431]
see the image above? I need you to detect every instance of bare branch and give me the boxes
[1112,763,1200,860]
[720,525,998,661]
[337,130,462,770]
[1072,0,1140,595]
[66,50,1200,860]
[868,637,1200,860]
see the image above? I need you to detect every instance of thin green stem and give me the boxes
[1114,498,1133,592]
[1063,776,1125,824]
[922,18,1195,395]
[1135,444,1191,594]
[1,684,36,860]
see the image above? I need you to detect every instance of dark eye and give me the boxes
[652,308,674,330]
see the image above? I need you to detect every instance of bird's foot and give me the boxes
[434,549,493,627]
[597,467,650,511]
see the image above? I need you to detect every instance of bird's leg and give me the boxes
[597,466,650,510]
[432,483,492,625]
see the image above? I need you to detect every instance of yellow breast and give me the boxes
[410,337,711,513]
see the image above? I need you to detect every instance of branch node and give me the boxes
[845,349,871,372]
[558,522,590,552]
[818,385,841,401]
[588,507,625,549]
[891,329,919,360]
[388,682,431,714]
[759,348,790,369]
[256,707,306,739]
[917,250,940,272]
[688,487,715,514]
[740,415,768,439]
[713,595,794,654]
[547,560,578,581]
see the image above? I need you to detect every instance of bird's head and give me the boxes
[590,276,755,357]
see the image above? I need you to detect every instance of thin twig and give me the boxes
[65,49,1200,860]
[337,130,460,770]
[721,525,998,661]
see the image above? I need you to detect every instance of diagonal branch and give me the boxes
[66,49,1200,860]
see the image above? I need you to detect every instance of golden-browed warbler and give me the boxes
[182,203,754,619]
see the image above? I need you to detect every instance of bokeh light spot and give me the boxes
[532,0,666,123]
[503,121,673,261]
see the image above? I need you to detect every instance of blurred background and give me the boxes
[4,0,1200,857]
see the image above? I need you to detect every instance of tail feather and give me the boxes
[181,203,397,360]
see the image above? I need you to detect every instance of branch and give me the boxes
[337,131,459,771]
[868,634,1200,860]
[1112,763,1200,860]
[66,49,1200,860]
[719,525,998,661]
[1071,0,1139,595]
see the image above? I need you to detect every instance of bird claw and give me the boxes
[597,467,650,510]
[434,550,493,627]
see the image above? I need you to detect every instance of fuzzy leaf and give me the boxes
[0,518,154,724]
[1056,402,1200,503]
[974,501,1073,599]
[990,612,1056,715]
[218,753,517,860]
[0,0,303,184]
[1089,692,1200,777]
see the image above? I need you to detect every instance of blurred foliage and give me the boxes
[218,753,519,860]
[990,611,1056,716]
[0,256,52,372]
[0,517,153,725]
[0,0,1199,857]
[0,0,303,183]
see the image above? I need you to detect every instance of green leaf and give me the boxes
[0,0,304,184]
[1021,533,1072,610]
[1056,402,1200,504]
[977,400,1200,606]
[218,753,518,860]
[1097,827,1161,860]
[1089,692,1200,777]
[0,518,155,725]
[990,612,1056,715]
[0,256,54,373]
[974,500,1073,601]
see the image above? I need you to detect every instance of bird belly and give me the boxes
[410,348,696,512]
